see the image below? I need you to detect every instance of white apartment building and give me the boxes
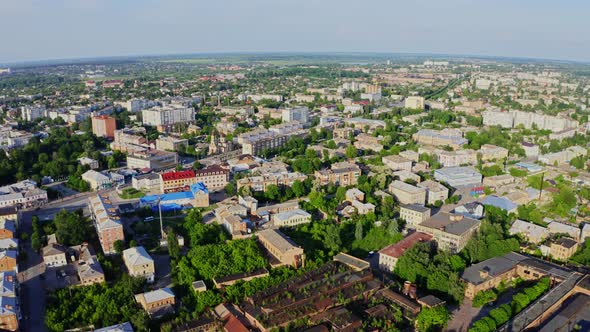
[142,106,195,127]
[282,107,309,125]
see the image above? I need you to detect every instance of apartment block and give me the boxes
[123,246,155,283]
[478,144,509,161]
[438,149,477,167]
[142,106,195,127]
[389,180,426,205]
[549,238,578,262]
[314,161,361,186]
[382,155,413,172]
[416,213,480,253]
[400,204,431,228]
[282,106,309,124]
[88,194,125,255]
[417,180,449,205]
[92,115,117,138]
[404,96,425,110]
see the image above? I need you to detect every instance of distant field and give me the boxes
[159,58,218,64]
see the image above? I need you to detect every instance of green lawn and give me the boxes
[118,188,145,199]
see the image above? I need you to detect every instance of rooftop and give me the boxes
[419,213,480,236]
[258,229,301,254]
[379,232,433,258]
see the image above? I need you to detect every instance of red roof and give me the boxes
[379,232,432,258]
[224,315,249,332]
[161,170,196,181]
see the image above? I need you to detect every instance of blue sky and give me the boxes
[1,0,589,63]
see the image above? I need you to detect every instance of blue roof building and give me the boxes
[481,195,518,213]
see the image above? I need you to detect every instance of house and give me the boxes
[314,162,361,186]
[0,251,16,272]
[378,232,433,272]
[123,246,155,283]
[82,170,125,191]
[0,296,19,331]
[400,204,431,228]
[393,170,421,183]
[0,220,15,240]
[272,209,312,227]
[389,181,426,205]
[73,244,105,286]
[549,238,578,262]
[191,280,207,293]
[257,229,305,268]
[135,288,176,317]
[416,213,480,253]
[417,180,449,205]
[42,235,68,268]
[453,202,485,219]
[509,220,549,244]
[547,221,580,241]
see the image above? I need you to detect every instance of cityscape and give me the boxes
[1,1,590,332]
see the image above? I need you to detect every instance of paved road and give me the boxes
[19,210,48,332]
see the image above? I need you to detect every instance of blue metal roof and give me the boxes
[482,195,517,211]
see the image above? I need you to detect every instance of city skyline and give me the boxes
[2,0,589,63]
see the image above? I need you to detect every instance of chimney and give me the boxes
[403,281,412,296]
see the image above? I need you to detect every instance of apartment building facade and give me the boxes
[88,194,125,255]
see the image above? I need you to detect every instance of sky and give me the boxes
[1,0,589,63]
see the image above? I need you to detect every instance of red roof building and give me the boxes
[160,170,197,193]
[378,232,432,272]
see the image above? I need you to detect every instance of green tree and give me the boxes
[265,184,281,201]
[292,180,306,197]
[54,209,93,246]
[345,145,358,159]
[113,240,125,254]
[416,306,450,332]
[355,221,364,241]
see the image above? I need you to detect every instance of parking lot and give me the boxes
[44,266,80,290]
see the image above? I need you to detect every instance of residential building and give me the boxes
[400,204,431,228]
[257,229,305,268]
[333,127,354,140]
[142,106,195,128]
[393,170,421,183]
[539,146,587,166]
[550,238,578,262]
[547,221,581,241]
[412,129,467,149]
[272,209,312,227]
[127,150,178,171]
[132,173,161,192]
[438,149,477,167]
[509,219,550,244]
[478,144,509,161]
[0,271,16,298]
[522,142,540,158]
[379,232,433,272]
[417,180,449,205]
[42,235,67,267]
[237,172,307,192]
[20,105,46,121]
[82,170,125,191]
[123,246,155,283]
[74,244,105,286]
[382,155,412,171]
[78,157,100,170]
[156,136,189,152]
[482,110,578,132]
[434,166,482,188]
[0,296,18,331]
[88,194,125,255]
[0,251,16,272]
[315,162,361,186]
[194,165,229,191]
[416,213,480,253]
[135,288,176,317]
[400,150,420,162]
[92,115,117,138]
[354,133,384,152]
[404,96,425,110]
[389,180,426,205]
[0,180,48,210]
[0,220,15,241]
[282,106,309,124]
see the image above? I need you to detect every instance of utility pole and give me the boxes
[158,198,164,239]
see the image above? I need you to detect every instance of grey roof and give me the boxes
[257,229,301,254]
[138,287,175,304]
[123,246,154,267]
[539,293,590,332]
[95,322,134,332]
[274,208,311,222]
[461,252,528,285]
[420,213,480,236]
[401,204,430,213]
